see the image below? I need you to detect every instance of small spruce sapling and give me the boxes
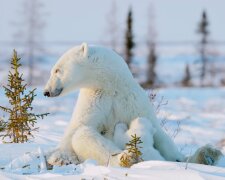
[0,50,49,143]
[120,153,132,168]
[120,134,143,167]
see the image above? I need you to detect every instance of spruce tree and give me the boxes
[13,0,47,85]
[145,3,157,88]
[182,64,191,87]
[120,134,143,167]
[0,50,49,143]
[197,10,209,85]
[125,7,135,69]
[105,0,119,51]
[146,43,157,87]
[0,117,6,132]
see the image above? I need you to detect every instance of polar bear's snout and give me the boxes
[43,91,50,97]
[44,78,63,97]
[44,72,64,97]
[43,87,63,97]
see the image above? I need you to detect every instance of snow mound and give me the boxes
[3,147,48,175]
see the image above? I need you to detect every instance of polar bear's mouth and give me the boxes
[44,88,63,97]
[53,88,63,97]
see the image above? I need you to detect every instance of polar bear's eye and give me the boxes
[55,69,60,73]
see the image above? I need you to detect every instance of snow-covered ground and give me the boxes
[0,51,225,179]
[2,160,225,179]
[0,87,225,179]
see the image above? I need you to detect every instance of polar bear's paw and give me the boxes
[190,145,223,165]
[47,149,79,166]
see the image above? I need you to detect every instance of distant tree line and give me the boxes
[121,6,219,88]
[13,0,46,86]
[5,0,223,88]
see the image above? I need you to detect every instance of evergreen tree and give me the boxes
[0,117,6,132]
[124,7,135,69]
[145,2,157,88]
[182,64,192,87]
[120,134,143,167]
[120,153,132,168]
[105,0,119,51]
[13,0,47,85]
[0,50,49,143]
[146,43,157,87]
[197,10,209,85]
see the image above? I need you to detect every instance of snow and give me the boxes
[0,48,225,179]
[1,160,225,179]
[0,86,225,179]
[155,88,225,154]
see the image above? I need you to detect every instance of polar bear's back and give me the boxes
[89,45,133,78]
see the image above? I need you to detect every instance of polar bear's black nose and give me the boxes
[44,91,50,97]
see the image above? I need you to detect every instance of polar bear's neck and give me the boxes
[81,75,139,97]
[79,46,143,96]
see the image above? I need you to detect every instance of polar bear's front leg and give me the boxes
[47,147,79,166]
[72,125,123,166]
[47,126,79,166]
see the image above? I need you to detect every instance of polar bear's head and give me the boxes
[44,42,132,97]
[44,43,92,97]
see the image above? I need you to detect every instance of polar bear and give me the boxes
[44,43,222,166]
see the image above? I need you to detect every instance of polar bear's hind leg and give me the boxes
[114,118,165,161]
[189,145,223,165]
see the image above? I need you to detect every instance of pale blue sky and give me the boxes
[0,0,224,43]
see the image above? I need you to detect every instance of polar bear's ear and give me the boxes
[80,42,89,57]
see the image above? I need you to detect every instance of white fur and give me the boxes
[45,43,221,166]
[114,118,165,161]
